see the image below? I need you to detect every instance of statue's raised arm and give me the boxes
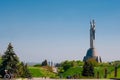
[92,20,95,40]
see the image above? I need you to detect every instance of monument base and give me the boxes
[83,48,102,62]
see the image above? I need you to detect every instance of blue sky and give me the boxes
[0,0,120,63]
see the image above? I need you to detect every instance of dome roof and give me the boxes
[86,48,98,57]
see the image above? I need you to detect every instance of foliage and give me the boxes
[28,67,57,78]
[60,60,83,72]
[0,57,2,66]
[42,66,53,72]
[58,67,64,73]
[41,60,48,66]
[82,60,95,77]
[86,58,98,67]
[76,60,84,66]
[61,66,82,78]
[59,64,117,79]
[58,60,84,78]
[107,67,120,78]
[61,60,72,71]
[0,43,32,78]
[82,59,97,77]
[33,64,41,67]
[18,62,32,78]
[1,43,120,79]
[98,62,111,67]
[55,63,61,67]
[0,43,20,77]
[28,61,120,79]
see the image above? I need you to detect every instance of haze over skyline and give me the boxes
[0,0,120,63]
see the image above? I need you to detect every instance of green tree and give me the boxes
[104,68,107,78]
[41,59,48,66]
[82,60,95,77]
[20,62,32,78]
[114,65,117,77]
[61,60,72,71]
[17,62,24,77]
[71,60,78,67]
[0,57,2,66]
[17,62,32,78]
[59,60,83,72]
[87,58,98,67]
[0,43,19,77]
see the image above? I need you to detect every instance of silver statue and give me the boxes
[90,20,95,48]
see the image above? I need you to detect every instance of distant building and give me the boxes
[83,20,102,62]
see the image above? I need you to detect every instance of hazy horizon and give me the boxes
[0,0,120,63]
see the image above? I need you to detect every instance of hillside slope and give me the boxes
[28,67,57,78]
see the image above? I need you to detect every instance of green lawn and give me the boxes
[28,65,120,79]
[61,66,119,79]
[28,67,57,78]
[94,66,114,78]
[61,66,83,78]
[107,67,120,78]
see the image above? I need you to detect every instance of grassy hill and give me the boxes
[28,61,120,79]
[61,66,118,79]
[28,66,120,79]
[94,66,115,78]
[62,66,83,78]
[107,67,120,78]
[28,67,57,78]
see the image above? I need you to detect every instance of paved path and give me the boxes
[15,78,111,80]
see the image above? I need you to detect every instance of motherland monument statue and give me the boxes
[83,20,102,62]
